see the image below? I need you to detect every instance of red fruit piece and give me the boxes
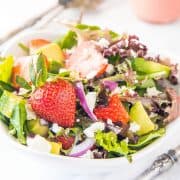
[57,136,75,150]
[94,94,129,124]
[29,79,76,127]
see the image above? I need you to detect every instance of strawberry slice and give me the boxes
[57,136,75,150]
[94,94,129,124]
[29,79,76,127]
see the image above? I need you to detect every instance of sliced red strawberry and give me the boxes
[29,79,76,127]
[57,136,75,150]
[94,94,129,124]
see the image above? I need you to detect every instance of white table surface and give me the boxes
[0,0,179,180]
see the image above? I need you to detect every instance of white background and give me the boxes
[0,0,179,180]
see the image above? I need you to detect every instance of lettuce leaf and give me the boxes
[95,131,129,156]
[128,128,165,150]
[10,102,27,144]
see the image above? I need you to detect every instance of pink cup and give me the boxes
[130,0,180,24]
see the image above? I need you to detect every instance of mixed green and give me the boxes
[0,24,179,160]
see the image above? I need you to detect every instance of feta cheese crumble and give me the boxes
[84,122,105,138]
[50,123,63,134]
[97,38,110,48]
[129,122,140,133]
[25,104,37,120]
[111,86,136,96]
[27,135,51,153]
[146,87,162,97]
[85,92,97,111]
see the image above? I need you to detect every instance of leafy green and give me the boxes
[10,102,27,144]
[55,31,77,50]
[18,42,30,54]
[0,81,15,92]
[29,53,48,87]
[0,56,14,83]
[128,128,165,150]
[108,55,120,65]
[0,112,9,125]
[95,131,129,156]
[76,24,100,30]
[16,76,32,90]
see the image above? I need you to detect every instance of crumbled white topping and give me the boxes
[105,64,114,75]
[85,92,97,111]
[50,123,63,134]
[40,119,49,126]
[111,86,136,96]
[86,70,98,80]
[124,137,129,143]
[27,135,51,153]
[59,68,68,73]
[80,150,93,159]
[107,119,113,125]
[129,122,140,133]
[18,88,29,95]
[97,38,110,48]
[25,104,37,120]
[146,87,162,97]
[149,112,157,118]
[84,122,105,138]
[76,119,80,122]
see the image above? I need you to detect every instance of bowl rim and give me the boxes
[0,29,179,166]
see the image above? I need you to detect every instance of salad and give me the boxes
[0,24,179,160]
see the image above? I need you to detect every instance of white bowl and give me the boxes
[0,30,180,180]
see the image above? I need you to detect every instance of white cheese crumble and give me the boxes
[107,119,113,125]
[25,104,37,120]
[111,86,136,96]
[40,119,49,126]
[50,123,63,134]
[129,122,140,133]
[27,135,51,153]
[18,88,29,95]
[146,87,162,97]
[97,38,110,48]
[84,122,105,138]
[86,70,98,80]
[80,150,93,159]
[124,137,129,144]
[105,64,115,75]
[85,92,97,111]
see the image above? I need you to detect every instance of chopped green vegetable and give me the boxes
[95,131,129,156]
[0,112,9,125]
[0,56,14,83]
[10,102,27,144]
[16,76,32,90]
[137,79,155,88]
[27,119,48,137]
[132,58,170,77]
[18,42,30,54]
[130,101,155,135]
[129,128,165,150]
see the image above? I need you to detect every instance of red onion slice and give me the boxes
[75,82,97,121]
[69,138,95,157]
[102,80,118,91]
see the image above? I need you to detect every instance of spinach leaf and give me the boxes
[0,112,9,125]
[10,102,27,144]
[16,76,32,90]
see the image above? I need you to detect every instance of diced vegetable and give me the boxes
[0,56,14,83]
[132,58,170,77]
[49,142,62,155]
[130,101,155,135]
[27,119,49,137]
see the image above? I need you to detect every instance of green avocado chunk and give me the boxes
[132,58,170,77]
[0,91,24,118]
[130,101,155,135]
[27,119,48,137]
[0,56,14,83]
